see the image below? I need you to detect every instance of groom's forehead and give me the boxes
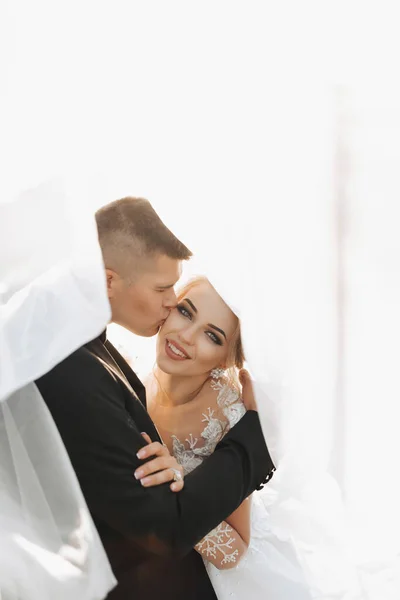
[147,255,182,285]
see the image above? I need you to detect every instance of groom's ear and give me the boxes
[105,268,120,298]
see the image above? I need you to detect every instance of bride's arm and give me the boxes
[225,495,251,545]
[195,496,251,570]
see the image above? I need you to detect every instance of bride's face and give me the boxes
[156,280,237,378]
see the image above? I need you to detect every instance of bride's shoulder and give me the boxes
[205,376,247,428]
[208,376,240,402]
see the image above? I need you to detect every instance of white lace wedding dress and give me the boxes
[170,379,311,600]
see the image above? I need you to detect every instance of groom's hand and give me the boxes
[134,433,184,492]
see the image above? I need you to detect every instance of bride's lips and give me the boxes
[164,338,190,361]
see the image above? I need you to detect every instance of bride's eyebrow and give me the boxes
[208,324,226,339]
[183,298,197,313]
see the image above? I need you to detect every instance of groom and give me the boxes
[36,197,275,600]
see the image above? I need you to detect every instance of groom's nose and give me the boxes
[163,287,177,309]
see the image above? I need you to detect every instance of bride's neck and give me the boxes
[153,367,209,407]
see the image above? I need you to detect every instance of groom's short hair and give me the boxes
[95,197,192,277]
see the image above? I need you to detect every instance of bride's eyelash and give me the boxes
[206,331,223,346]
[177,304,192,319]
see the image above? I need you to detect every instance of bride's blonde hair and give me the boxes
[176,276,245,391]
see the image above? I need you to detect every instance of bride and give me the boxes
[145,276,311,599]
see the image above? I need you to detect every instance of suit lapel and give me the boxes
[104,340,147,408]
[85,335,162,443]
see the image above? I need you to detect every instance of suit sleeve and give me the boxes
[36,352,275,558]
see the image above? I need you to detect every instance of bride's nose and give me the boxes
[178,324,196,346]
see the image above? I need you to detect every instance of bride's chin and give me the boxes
[156,353,171,370]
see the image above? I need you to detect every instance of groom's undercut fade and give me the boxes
[95,197,192,278]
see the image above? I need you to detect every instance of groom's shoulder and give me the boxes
[37,340,108,393]
[57,342,101,373]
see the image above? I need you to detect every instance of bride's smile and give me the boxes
[165,339,191,360]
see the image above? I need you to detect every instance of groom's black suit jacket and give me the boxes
[36,331,275,600]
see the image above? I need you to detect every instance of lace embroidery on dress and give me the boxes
[171,379,246,476]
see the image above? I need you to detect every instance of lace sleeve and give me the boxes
[168,379,250,567]
[171,380,247,475]
[195,519,249,570]
[210,379,247,430]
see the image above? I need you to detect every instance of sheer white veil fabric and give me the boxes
[3,3,400,598]
[0,178,116,600]
[148,84,400,600]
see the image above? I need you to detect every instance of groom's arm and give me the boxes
[36,351,275,558]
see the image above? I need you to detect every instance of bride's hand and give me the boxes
[134,433,184,492]
[239,369,258,412]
